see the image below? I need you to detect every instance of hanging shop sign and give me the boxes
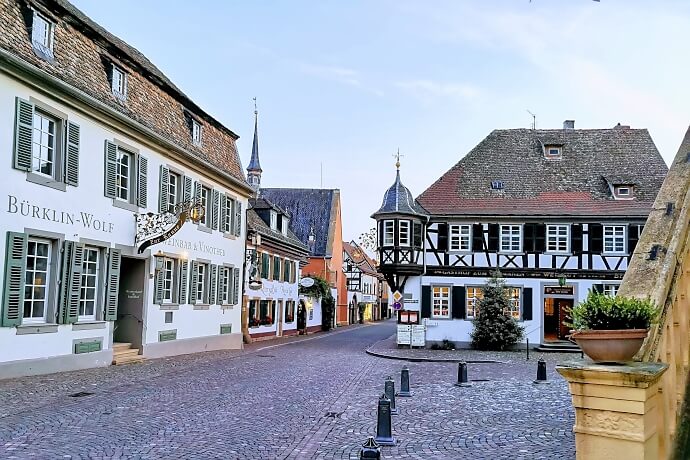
[299,277,315,288]
[135,199,204,254]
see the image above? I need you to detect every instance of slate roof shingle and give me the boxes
[416,128,668,217]
[373,169,428,218]
[246,209,309,255]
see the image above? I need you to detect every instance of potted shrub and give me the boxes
[568,292,659,363]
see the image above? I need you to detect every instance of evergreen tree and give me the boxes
[470,271,525,350]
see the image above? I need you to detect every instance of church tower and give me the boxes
[246,99,262,191]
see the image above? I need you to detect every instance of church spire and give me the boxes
[247,97,262,191]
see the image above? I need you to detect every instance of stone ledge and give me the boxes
[556,360,668,388]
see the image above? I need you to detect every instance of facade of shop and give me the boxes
[0,0,251,378]
[373,125,668,348]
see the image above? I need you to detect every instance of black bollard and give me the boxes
[374,394,396,446]
[533,358,549,384]
[360,436,381,459]
[384,376,398,415]
[454,361,471,387]
[398,366,411,397]
[526,338,530,361]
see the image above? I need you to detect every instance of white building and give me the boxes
[372,125,668,348]
[0,0,252,378]
[343,241,383,323]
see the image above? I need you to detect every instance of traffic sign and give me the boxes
[393,301,403,310]
[392,290,403,303]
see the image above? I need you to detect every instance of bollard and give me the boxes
[454,361,471,387]
[398,366,411,397]
[534,358,549,384]
[374,394,396,446]
[526,338,530,361]
[360,436,381,459]
[384,376,398,415]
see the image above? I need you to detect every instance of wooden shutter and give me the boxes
[451,286,466,319]
[523,223,535,253]
[1,232,27,327]
[487,224,500,251]
[273,256,281,281]
[219,194,227,232]
[628,225,640,255]
[421,285,431,319]
[284,259,290,282]
[104,140,118,198]
[472,224,484,251]
[209,264,218,304]
[522,287,533,321]
[62,242,84,324]
[183,176,193,202]
[535,224,546,253]
[13,97,33,172]
[104,248,121,321]
[233,267,240,305]
[437,223,448,251]
[589,224,604,253]
[64,121,80,186]
[154,257,164,305]
[571,224,583,254]
[261,253,269,278]
[217,266,226,305]
[194,181,201,201]
[234,201,242,236]
[179,260,189,304]
[190,261,199,304]
[212,190,220,230]
[137,155,148,208]
[159,166,169,213]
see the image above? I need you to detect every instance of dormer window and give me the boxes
[281,217,289,235]
[111,65,127,100]
[613,185,634,200]
[31,11,54,60]
[192,119,202,145]
[544,145,562,159]
[490,180,504,190]
[270,210,277,231]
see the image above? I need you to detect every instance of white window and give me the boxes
[602,284,619,296]
[224,196,234,233]
[431,286,450,319]
[78,247,100,320]
[500,225,522,252]
[111,65,127,98]
[168,172,180,211]
[221,266,231,304]
[200,186,210,227]
[383,220,394,246]
[282,218,288,235]
[270,211,277,231]
[162,258,175,303]
[192,119,202,145]
[116,149,133,202]
[604,225,626,253]
[196,263,207,303]
[24,239,51,323]
[466,287,483,319]
[505,287,521,320]
[31,111,57,178]
[546,225,570,253]
[31,11,54,55]
[614,186,633,199]
[399,220,410,246]
[449,224,471,251]
[545,146,562,158]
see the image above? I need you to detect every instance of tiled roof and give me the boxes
[372,169,428,218]
[260,188,339,257]
[247,209,308,255]
[0,0,248,187]
[343,241,379,276]
[417,128,668,217]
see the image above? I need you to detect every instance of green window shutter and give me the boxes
[194,181,200,201]
[283,260,290,283]
[159,330,177,342]
[13,97,33,171]
[2,232,27,327]
[63,243,84,324]
[137,155,148,208]
[273,256,281,281]
[154,257,164,305]
[183,176,193,202]
[211,189,220,231]
[261,253,268,279]
[64,121,80,186]
[159,166,169,213]
[232,267,240,305]
[104,248,121,321]
[209,264,218,304]
[190,261,199,304]
[230,198,236,234]
[104,140,118,198]
[58,240,72,325]
[217,266,226,304]
[219,194,227,232]
[179,260,189,304]
[234,201,242,237]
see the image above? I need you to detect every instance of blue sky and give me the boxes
[71,0,690,242]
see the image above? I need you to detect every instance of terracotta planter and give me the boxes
[571,329,648,363]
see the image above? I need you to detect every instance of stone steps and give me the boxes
[112,342,145,365]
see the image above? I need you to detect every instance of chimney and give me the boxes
[563,120,575,130]
[613,123,630,130]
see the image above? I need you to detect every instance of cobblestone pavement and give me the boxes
[0,321,576,459]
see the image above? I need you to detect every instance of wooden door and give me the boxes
[557,299,573,339]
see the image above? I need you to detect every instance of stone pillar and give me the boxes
[556,361,668,460]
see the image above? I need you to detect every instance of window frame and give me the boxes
[500,224,522,253]
[603,225,627,254]
[115,147,134,203]
[192,119,202,145]
[466,286,483,320]
[23,237,53,324]
[196,262,207,304]
[431,285,451,319]
[602,284,619,297]
[383,220,394,247]
[199,185,211,227]
[449,224,472,252]
[544,145,562,159]
[504,287,522,320]
[399,220,411,247]
[111,65,127,100]
[31,10,55,58]
[220,266,231,305]
[168,171,181,211]
[77,246,102,321]
[161,257,177,304]
[546,224,570,254]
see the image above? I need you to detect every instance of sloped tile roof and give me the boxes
[343,241,379,276]
[259,188,338,257]
[417,128,668,217]
[247,209,308,255]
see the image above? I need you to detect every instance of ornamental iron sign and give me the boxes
[135,199,205,254]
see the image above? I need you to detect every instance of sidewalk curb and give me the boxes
[365,336,502,364]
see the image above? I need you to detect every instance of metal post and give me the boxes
[454,361,471,387]
[534,358,549,384]
[526,338,530,361]
[398,366,411,397]
[360,436,381,459]
[384,376,398,415]
[374,394,396,446]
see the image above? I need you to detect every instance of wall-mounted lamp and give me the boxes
[558,275,567,287]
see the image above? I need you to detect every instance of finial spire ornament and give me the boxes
[253,96,258,115]
[393,149,403,170]
[247,97,262,191]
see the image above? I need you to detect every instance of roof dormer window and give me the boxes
[544,145,562,159]
[490,180,504,190]
[192,119,202,146]
[111,65,127,101]
[31,11,54,60]
[613,185,634,200]
[281,217,289,235]
[270,210,277,231]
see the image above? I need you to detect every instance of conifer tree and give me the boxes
[470,271,525,350]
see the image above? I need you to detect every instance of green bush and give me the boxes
[470,271,525,350]
[568,292,659,331]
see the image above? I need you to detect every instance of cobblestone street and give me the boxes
[0,321,575,459]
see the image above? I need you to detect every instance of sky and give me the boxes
[71,0,690,243]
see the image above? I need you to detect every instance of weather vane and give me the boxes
[253,97,257,115]
[393,148,404,170]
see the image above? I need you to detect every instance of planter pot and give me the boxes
[571,329,648,363]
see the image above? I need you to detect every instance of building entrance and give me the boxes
[113,256,145,348]
[543,297,573,342]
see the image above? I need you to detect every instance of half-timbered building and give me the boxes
[373,123,668,348]
[343,241,384,323]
